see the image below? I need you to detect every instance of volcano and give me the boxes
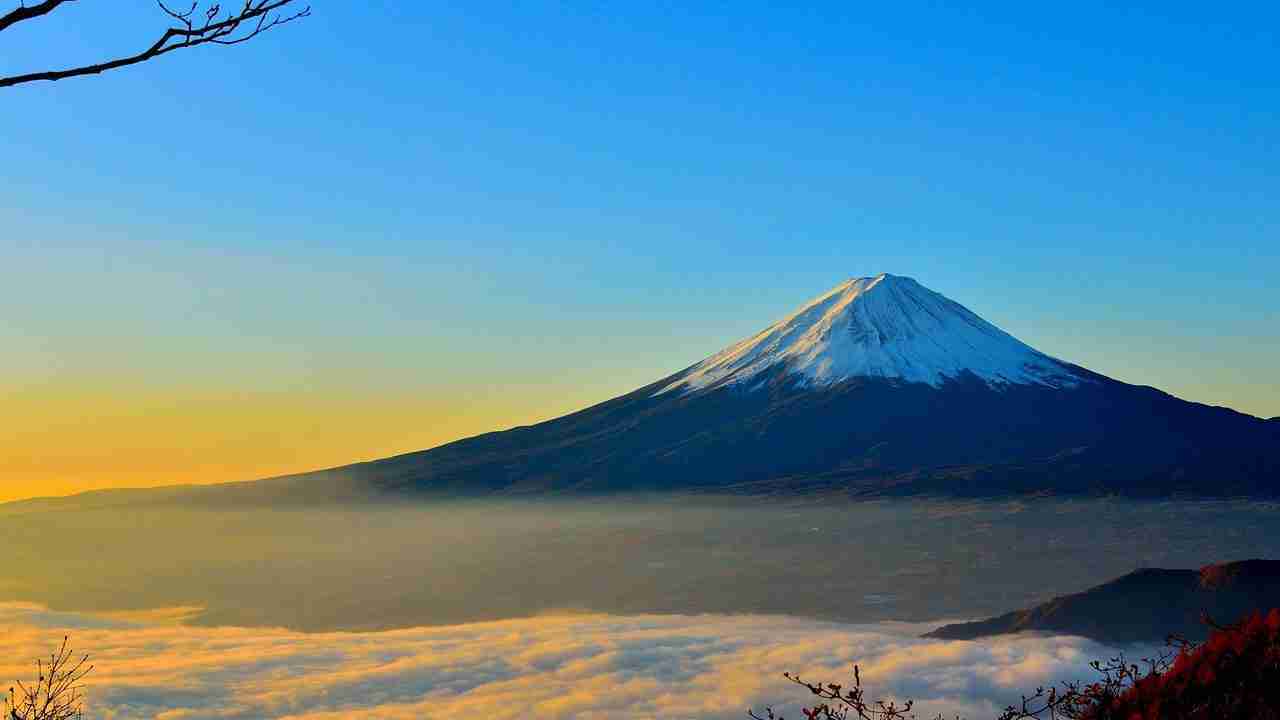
[50,273,1268,509]
[219,272,1271,501]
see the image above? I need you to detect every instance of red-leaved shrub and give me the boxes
[1084,608,1280,720]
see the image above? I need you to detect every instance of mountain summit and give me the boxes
[662,274,1080,393]
[90,273,1279,505]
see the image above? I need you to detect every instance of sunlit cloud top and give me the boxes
[0,603,1140,720]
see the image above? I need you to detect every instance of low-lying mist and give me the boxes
[3,497,1279,631]
[0,603,1131,720]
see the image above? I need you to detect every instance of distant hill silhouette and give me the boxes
[925,559,1280,644]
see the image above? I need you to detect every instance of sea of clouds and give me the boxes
[0,603,1137,720]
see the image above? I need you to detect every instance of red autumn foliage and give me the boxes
[1082,608,1280,720]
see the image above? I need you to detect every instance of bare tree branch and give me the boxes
[4,635,92,720]
[0,0,75,34]
[0,0,310,88]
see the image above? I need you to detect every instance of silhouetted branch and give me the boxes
[0,0,309,88]
[4,636,92,720]
[0,0,74,34]
[749,665,927,720]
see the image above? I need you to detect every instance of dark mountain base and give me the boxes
[255,369,1278,501]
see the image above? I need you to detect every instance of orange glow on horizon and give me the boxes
[0,376,627,504]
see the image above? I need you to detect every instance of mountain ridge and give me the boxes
[924,559,1280,644]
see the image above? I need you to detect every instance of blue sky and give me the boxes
[1,1,1277,495]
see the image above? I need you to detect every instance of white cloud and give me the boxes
[0,604,1136,720]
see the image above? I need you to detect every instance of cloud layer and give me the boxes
[0,603,1133,720]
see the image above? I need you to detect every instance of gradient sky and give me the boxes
[2,2,1277,502]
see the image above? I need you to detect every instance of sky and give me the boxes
[2,1,1277,502]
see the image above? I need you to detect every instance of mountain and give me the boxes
[205,272,1270,501]
[10,273,1274,510]
[924,559,1280,644]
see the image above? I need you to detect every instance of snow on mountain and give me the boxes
[661,273,1082,394]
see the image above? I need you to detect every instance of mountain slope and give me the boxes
[924,559,1280,643]
[314,369,1275,498]
[226,273,1277,500]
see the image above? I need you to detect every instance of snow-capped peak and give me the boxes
[660,273,1082,394]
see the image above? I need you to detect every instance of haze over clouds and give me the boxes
[0,603,1134,720]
